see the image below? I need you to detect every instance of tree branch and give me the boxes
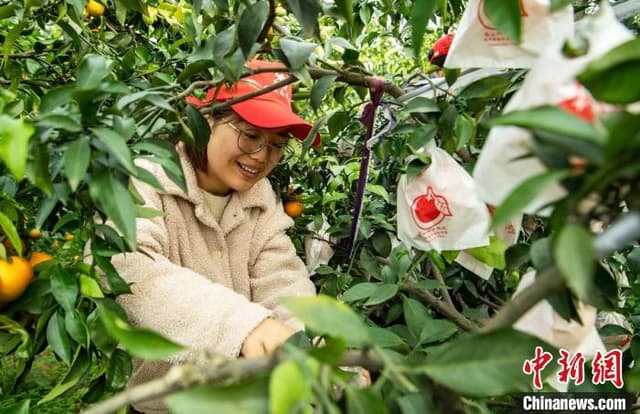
[401,282,477,332]
[480,266,565,332]
[81,350,383,414]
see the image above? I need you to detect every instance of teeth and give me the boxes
[239,163,259,174]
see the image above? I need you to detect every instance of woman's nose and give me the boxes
[248,145,269,163]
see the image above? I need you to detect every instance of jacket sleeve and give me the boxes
[110,180,272,361]
[249,205,316,331]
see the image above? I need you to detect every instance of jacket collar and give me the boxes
[154,144,274,234]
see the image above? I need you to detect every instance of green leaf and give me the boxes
[310,75,337,111]
[418,319,457,345]
[402,297,430,339]
[76,54,113,90]
[342,283,378,302]
[483,0,521,44]
[549,0,572,11]
[335,0,354,29]
[106,349,133,391]
[490,170,569,230]
[26,142,53,196]
[408,123,437,151]
[36,113,82,132]
[285,0,321,37]
[50,266,78,312]
[403,97,440,114]
[577,38,640,104]
[491,106,604,144]
[453,113,475,150]
[63,137,91,191]
[422,329,557,397]
[166,378,269,414]
[280,37,317,70]
[39,86,73,113]
[458,75,511,105]
[1,400,30,414]
[346,388,389,414]
[0,114,33,179]
[0,211,22,256]
[80,274,104,298]
[99,305,183,360]
[91,127,136,174]
[186,105,211,149]
[238,0,269,58]
[89,172,137,250]
[410,0,436,58]
[530,237,552,271]
[47,311,72,365]
[466,236,508,269]
[136,206,166,219]
[65,310,88,347]
[39,349,90,403]
[368,326,406,348]
[309,336,347,364]
[554,224,595,300]
[281,295,370,346]
[371,230,392,257]
[270,360,313,414]
[364,284,398,306]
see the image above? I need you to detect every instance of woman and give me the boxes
[112,59,319,413]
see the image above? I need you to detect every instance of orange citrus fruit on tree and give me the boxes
[85,0,105,17]
[64,232,74,241]
[284,201,304,218]
[0,256,34,304]
[28,228,42,239]
[30,252,54,268]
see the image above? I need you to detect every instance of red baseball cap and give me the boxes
[186,60,320,146]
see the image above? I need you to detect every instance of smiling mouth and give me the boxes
[237,162,261,175]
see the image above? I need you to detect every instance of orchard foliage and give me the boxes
[0,0,639,412]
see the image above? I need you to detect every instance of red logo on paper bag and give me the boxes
[411,186,452,230]
[558,85,597,123]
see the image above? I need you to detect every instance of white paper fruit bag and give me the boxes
[397,143,491,252]
[444,0,574,69]
[473,3,634,214]
[513,271,606,391]
[304,217,335,275]
[454,210,522,280]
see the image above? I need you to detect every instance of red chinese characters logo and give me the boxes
[411,186,452,231]
[523,347,625,389]
[592,349,624,389]
[557,349,585,386]
[523,346,554,390]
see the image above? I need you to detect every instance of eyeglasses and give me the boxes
[227,122,297,165]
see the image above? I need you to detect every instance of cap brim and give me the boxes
[230,97,321,147]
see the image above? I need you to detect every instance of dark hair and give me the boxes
[184,109,238,171]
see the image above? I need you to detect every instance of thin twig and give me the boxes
[430,261,455,310]
[401,282,477,332]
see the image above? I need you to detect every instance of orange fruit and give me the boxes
[85,0,105,17]
[64,232,74,242]
[284,201,304,218]
[28,228,42,239]
[0,256,34,304]
[29,252,54,268]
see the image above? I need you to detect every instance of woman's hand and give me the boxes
[241,318,296,358]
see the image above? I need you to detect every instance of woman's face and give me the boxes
[195,116,289,195]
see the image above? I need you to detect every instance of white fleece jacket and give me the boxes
[110,145,315,413]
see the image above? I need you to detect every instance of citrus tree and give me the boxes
[0,0,639,412]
